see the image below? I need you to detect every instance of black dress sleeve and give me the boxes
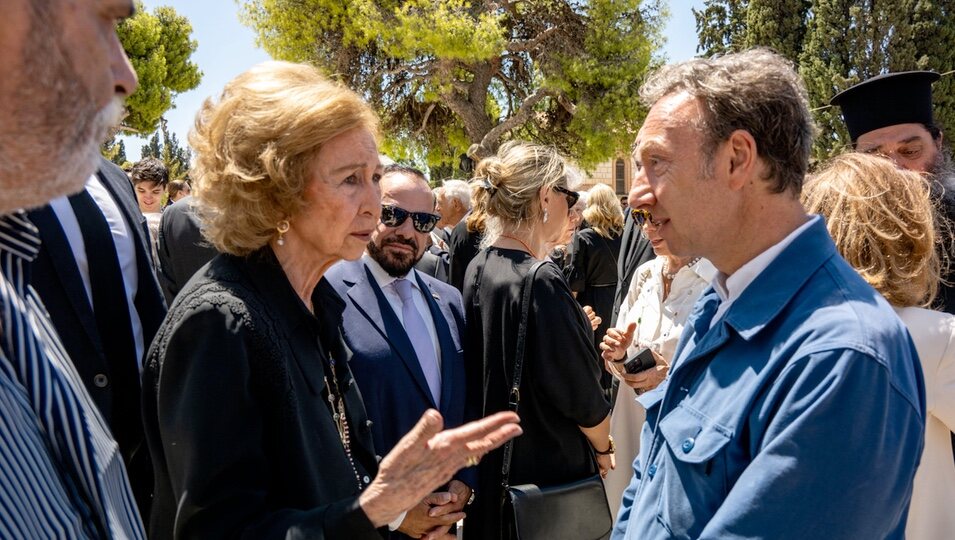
[565,230,588,293]
[152,301,379,540]
[529,263,610,428]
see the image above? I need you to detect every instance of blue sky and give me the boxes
[120,0,705,161]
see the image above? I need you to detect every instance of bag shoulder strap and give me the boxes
[500,260,548,489]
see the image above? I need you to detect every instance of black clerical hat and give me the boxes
[830,71,940,142]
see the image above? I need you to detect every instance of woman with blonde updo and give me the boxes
[567,183,625,370]
[803,152,955,540]
[141,61,520,540]
[462,141,613,540]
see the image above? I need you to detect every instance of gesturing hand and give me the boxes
[359,410,521,528]
[599,322,637,362]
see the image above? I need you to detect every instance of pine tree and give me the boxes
[140,132,162,160]
[694,0,749,56]
[118,2,202,135]
[697,0,955,161]
[240,0,663,169]
[743,0,810,63]
[137,120,191,180]
[101,138,129,168]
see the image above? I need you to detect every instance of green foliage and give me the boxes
[139,119,191,180]
[743,0,810,62]
[694,0,748,56]
[118,2,202,134]
[101,138,129,169]
[695,0,955,162]
[240,0,663,171]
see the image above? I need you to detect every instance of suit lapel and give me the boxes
[96,165,151,262]
[414,272,457,414]
[346,265,436,407]
[26,206,101,350]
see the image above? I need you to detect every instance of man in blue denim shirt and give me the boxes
[610,49,926,539]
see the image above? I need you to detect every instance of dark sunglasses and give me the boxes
[553,185,580,207]
[632,209,653,227]
[380,204,441,233]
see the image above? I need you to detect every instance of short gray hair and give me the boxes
[640,48,816,195]
[440,179,471,209]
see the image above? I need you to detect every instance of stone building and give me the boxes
[579,155,634,199]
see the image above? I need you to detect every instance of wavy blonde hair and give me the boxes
[190,61,379,256]
[583,184,624,238]
[803,152,943,307]
[469,141,569,249]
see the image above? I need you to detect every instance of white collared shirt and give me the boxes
[361,253,442,370]
[617,257,718,361]
[48,174,145,369]
[709,215,817,329]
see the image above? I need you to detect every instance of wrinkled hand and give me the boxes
[418,480,472,540]
[604,348,669,394]
[397,492,464,538]
[428,480,471,517]
[359,410,521,528]
[595,452,615,478]
[599,322,636,362]
[582,306,602,332]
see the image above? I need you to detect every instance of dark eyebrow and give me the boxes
[899,136,923,145]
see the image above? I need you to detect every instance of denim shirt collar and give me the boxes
[720,215,838,340]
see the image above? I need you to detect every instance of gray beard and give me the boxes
[929,148,955,212]
[0,3,120,214]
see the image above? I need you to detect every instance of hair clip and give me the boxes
[481,177,498,196]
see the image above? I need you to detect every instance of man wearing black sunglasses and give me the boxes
[326,164,474,539]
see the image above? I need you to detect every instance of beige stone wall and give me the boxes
[578,156,632,195]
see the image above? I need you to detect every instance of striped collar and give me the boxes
[0,212,41,263]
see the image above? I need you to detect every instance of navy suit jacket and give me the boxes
[326,260,474,486]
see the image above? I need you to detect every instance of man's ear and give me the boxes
[936,130,945,151]
[725,129,758,190]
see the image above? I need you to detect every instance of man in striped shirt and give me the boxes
[0,0,145,537]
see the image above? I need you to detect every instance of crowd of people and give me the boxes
[1,1,954,539]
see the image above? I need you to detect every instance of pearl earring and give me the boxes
[543,209,549,223]
[276,220,290,246]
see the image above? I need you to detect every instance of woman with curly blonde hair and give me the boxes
[142,61,520,540]
[567,183,625,384]
[803,152,955,539]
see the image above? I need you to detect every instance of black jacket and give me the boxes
[27,157,166,515]
[611,211,655,325]
[157,195,217,304]
[142,247,381,539]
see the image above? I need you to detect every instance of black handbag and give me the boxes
[500,260,613,540]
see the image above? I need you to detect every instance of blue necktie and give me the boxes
[394,278,441,406]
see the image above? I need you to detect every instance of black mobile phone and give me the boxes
[623,347,656,374]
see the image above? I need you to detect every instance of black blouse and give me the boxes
[567,228,623,384]
[142,247,381,540]
[462,247,610,540]
[448,218,482,292]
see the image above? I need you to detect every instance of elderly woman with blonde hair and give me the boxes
[462,141,612,539]
[803,152,955,540]
[141,61,520,540]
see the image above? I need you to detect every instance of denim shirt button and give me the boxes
[682,437,696,453]
[647,464,657,479]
